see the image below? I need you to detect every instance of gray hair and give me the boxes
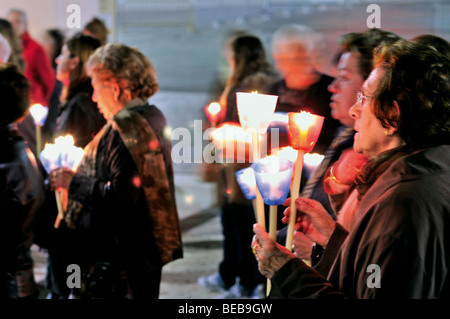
[271,24,324,54]
[271,24,327,73]
[0,33,11,62]
[7,8,28,25]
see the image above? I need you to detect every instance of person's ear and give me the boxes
[111,82,121,101]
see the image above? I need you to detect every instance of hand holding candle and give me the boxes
[285,112,324,250]
[40,135,84,228]
[252,155,293,296]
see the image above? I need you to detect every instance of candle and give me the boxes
[236,91,278,231]
[251,155,293,296]
[39,135,84,228]
[204,102,222,128]
[235,167,257,201]
[29,103,49,154]
[271,146,298,163]
[285,112,324,250]
[235,167,260,221]
[210,123,252,163]
[303,153,325,179]
[236,92,278,134]
[251,156,293,206]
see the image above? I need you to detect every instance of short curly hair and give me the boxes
[0,63,30,127]
[372,39,450,149]
[85,43,159,102]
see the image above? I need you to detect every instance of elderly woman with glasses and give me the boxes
[251,39,450,298]
[49,43,182,299]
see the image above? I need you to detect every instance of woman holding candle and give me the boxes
[199,33,277,298]
[286,29,401,267]
[49,43,182,299]
[218,34,278,124]
[252,40,450,298]
[0,64,44,298]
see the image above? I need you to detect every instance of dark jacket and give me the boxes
[270,145,450,298]
[55,82,106,148]
[68,103,182,284]
[0,125,44,296]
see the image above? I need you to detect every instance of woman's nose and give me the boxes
[349,102,360,119]
[328,77,339,93]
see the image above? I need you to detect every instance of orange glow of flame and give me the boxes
[207,102,221,116]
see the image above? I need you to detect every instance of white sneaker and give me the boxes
[197,273,228,292]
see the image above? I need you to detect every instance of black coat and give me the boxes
[0,125,44,274]
[68,103,181,273]
[270,145,450,298]
[54,84,106,148]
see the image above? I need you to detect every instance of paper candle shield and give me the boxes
[211,123,252,163]
[235,167,257,200]
[251,156,293,206]
[39,135,84,174]
[236,92,278,134]
[287,112,324,152]
[29,104,48,127]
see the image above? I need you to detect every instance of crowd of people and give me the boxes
[0,6,449,300]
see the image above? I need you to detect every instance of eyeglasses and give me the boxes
[357,90,373,104]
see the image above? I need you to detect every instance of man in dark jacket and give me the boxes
[0,63,44,298]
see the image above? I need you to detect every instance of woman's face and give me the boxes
[90,70,122,121]
[328,52,364,128]
[55,45,78,82]
[349,67,399,159]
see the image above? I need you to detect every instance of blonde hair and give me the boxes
[86,43,159,102]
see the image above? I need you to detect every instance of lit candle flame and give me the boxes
[293,111,315,131]
[207,102,221,116]
[29,103,48,127]
[271,146,298,163]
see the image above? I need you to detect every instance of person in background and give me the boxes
[0,19,24,71]
[267,24,340,154]
[53,33,106,148]
[253,39,450,298]
[41,28,65,143]
[49,43,182,299]
[0,34,10,63]
[411,33,450,58]
[82,17,109,46]
[198,33,278,298]
[8,8,55,107]
[0,63,45,299]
